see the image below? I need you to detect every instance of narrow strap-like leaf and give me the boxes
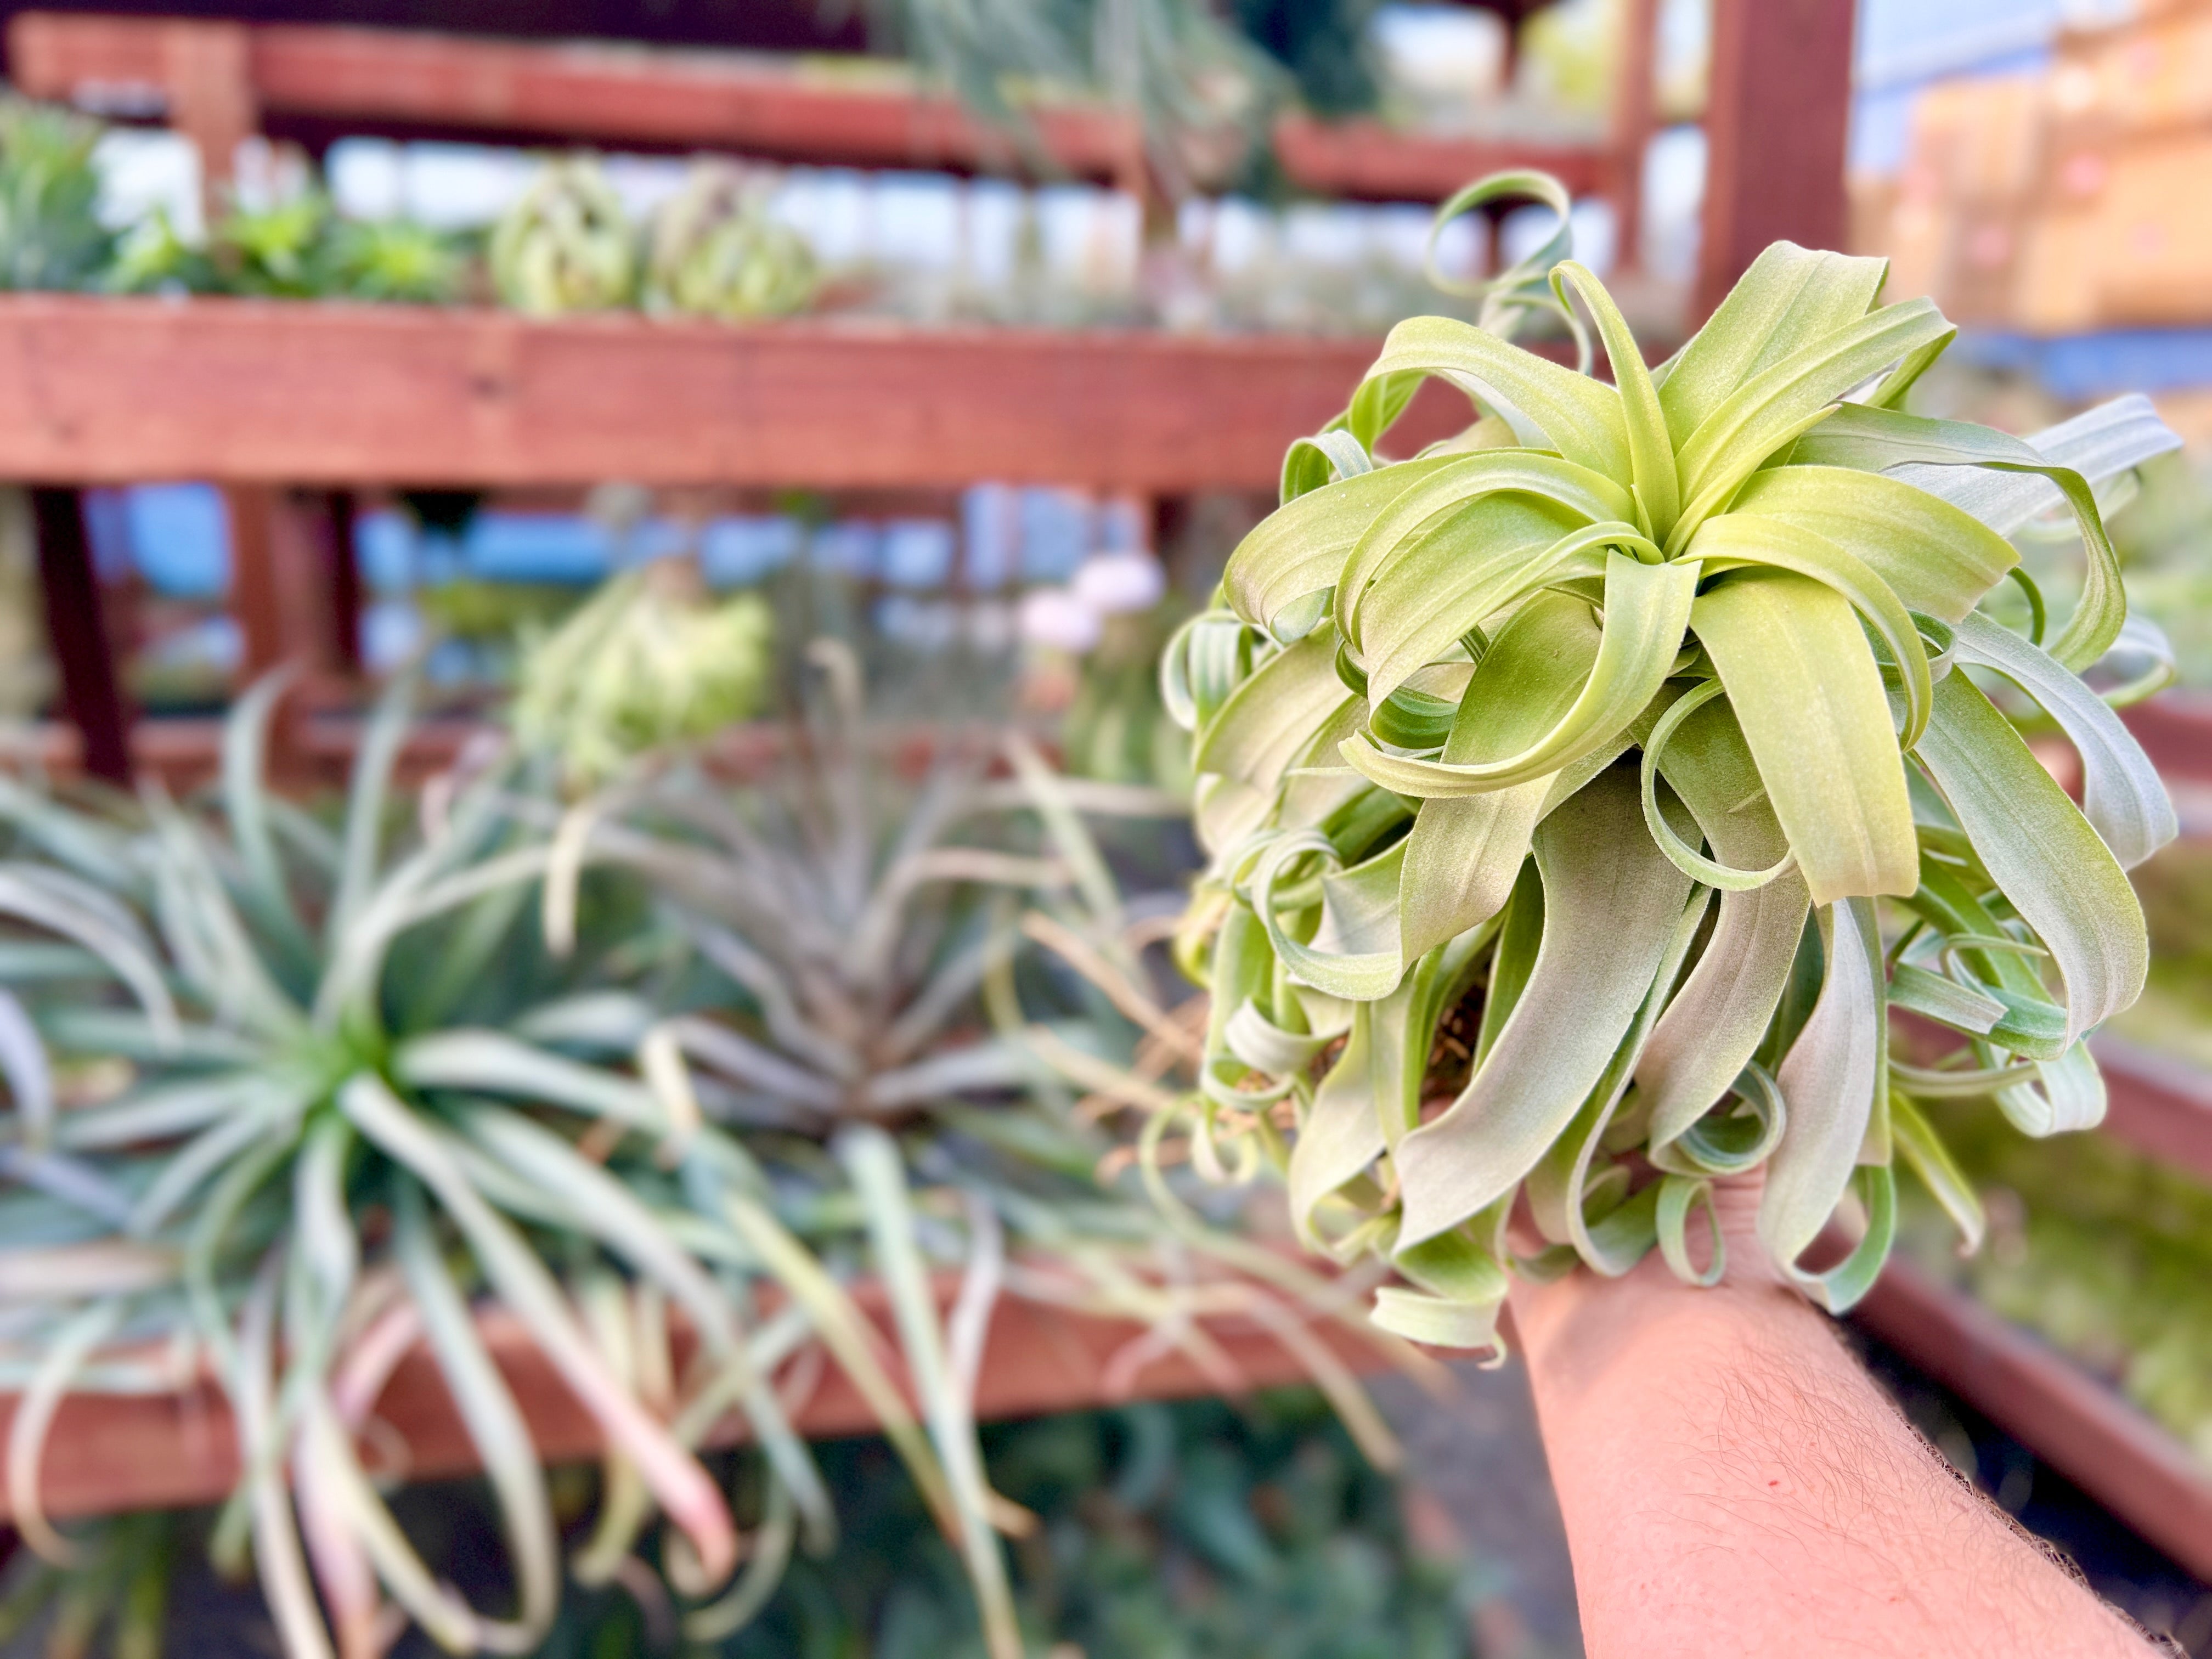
[1688,512,1932,747]
[1788,402,2128,672]
[1554,259,1679,539]
[1638,696,1812,1146]
[1331,450,1633,647]
[1730,465,2016,623]
[1655,241,1889,444]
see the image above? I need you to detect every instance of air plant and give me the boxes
[212,192,336,298]
[1157,172,2184,1352]
[642,163,818,323]
[511,561,775,790]
[320,217,466,305]
[0,98,116,292]
[488,159,636,317]
[0,628,1407,1656]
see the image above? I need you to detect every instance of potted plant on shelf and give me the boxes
[0,573,1408,1658]
[1159,171,2183,1351]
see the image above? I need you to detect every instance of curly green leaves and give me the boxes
[1912,670,2146,1050]
[1690,572,1917,905]
[1395,769,1694,1249]
[1162,210,2177,1340]
[1344,555,1698,798]
[1762,898,1889,1312]
[1362,313,1632,479]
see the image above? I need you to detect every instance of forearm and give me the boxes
[1510,1251,2151,1658]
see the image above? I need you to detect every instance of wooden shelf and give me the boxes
[2091,1036,2212,1190]
[1853,1257,2212,1583]
[8,12,1633,212]
[0,296,1470,491]
[2124,693,2212,787]
[1270,114,1616,204]
[0,1272,1393,1523]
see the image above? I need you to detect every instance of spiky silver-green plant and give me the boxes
[1160,173,2183,1351]
[0,640,1407,1657]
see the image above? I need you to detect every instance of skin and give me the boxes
[1508,1180,2157,1658]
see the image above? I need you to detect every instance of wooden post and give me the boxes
[157,19,255,218]
[1695,0,1857,318]
[1608,0,1660,272]
[321,491,363,676]
[29,489,131,786]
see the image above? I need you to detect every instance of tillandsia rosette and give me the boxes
[0,637,1412,1659]
[488,157,636,317]
[642,162,819,323]
[1158,173,2186,1352]
[511,561,775,790]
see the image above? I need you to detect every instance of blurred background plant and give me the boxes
[642,162,819,321]
[0,98,114,292]
[511,560,775,789]
[489,158,637,316]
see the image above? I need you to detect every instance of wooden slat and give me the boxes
[10,12,1148,190]
[1269,115,1612,204]
[0,1278,1390,1523]
[2091,1036,2212,1190]
[10,12,1632,210]
[2123,692,2212,786]
[1853,1257,2212,1583]
[0,296,1468,489]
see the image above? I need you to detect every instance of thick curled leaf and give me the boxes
[1193,626,1351,796]
[1226,456,1465,634]
[1332,452,1632,651]
[1760,898,1884,1306]
[1669,297,1952,548]
[1949,611,2175,870]
[1686,512,1932,747]
[1251,835,1406,1001]
[1913,671,2146,1047]
[1638,698,1812,1149]
[1359,314,1632,479]
[1345,555,1698,798]
[1395,768,1693,1249]
[1692,572,1917,904]
[1728,466,2016,623]
[1347,498,1605,705]
[1789,402,2130,673]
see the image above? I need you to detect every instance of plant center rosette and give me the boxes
[1158,176,2185,1352]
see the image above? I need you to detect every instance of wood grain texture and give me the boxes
[0,1278,1393,1522]
[0,296,1474,489]
[1853,1257,2212,1583]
